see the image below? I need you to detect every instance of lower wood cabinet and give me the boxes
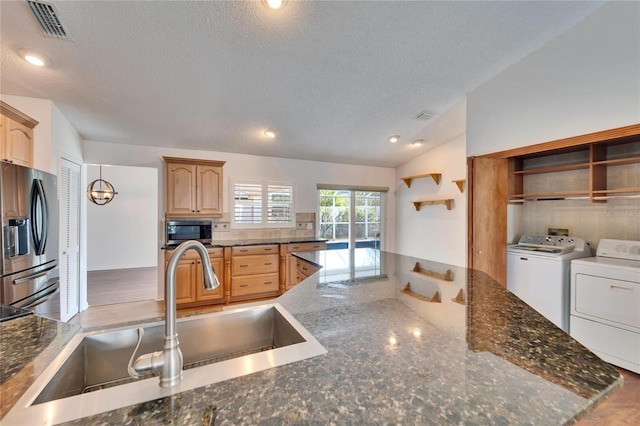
[230,244,279,302]
[165,247,224,307]
[166,241,325,307]
[294,257,321,286]
[282,242,326,291]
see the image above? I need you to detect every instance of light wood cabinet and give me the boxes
[230,244,279,302]
[282,242,326,291]
[507,137,640,203]
[294,257,321,286]
[1,101,37,168]
[163,157,225,217]
[165,247,225,307]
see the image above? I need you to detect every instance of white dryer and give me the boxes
[507,234,592,332]
[570,239,640,373]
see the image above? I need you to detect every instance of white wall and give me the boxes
[395,135,467,266]
[393,98,467,266]
[87,165,158,271]
[82,141,398,254]
[467,1,640,156]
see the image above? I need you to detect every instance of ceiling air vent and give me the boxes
[414,110,437,121]
[27,0,73,40]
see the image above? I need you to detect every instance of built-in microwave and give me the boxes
[166,220,212,245]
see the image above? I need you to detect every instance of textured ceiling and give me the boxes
[0,1,605,167]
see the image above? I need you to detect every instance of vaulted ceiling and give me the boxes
[0,1,605,167]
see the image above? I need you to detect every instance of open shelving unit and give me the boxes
[508,138,640,203]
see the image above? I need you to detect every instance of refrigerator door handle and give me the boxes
[10,280,59,309]
[12,263,58,285]
[30,178,49,256]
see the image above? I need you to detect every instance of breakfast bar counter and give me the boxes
[1,249,621,425]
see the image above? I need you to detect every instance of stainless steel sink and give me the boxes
[5,303,326,425]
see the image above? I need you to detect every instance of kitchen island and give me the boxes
[1,249,621,424]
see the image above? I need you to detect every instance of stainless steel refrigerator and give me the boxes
[0,161,59,318]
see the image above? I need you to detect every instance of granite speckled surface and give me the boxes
[1,249,621,425]
[164,237,327,250]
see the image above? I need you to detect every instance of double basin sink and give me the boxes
[5,303,326,425]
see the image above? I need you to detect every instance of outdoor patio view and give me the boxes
[318,189,383,249]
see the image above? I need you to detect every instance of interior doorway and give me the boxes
[86,164,158,306]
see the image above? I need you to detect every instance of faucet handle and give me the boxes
[128,327,145,378]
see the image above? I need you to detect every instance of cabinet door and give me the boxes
[171,258,197,305]
[468,157,507,286]
[196,257,224,302]
[2,116,33,167]
[196,165,222,216]
[166,163,197,215]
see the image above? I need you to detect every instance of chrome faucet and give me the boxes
[128,240,220,387]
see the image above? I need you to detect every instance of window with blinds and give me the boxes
[232,179,295,227]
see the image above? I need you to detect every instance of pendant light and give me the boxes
[87,165,118,205]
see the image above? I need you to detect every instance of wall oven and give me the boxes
[166,220,212,245]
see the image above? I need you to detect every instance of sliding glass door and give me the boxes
[318,189,385,250]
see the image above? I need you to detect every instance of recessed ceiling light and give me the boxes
[262,0,287,10]
[389,135,400,144]
[17,48,51,67]
[411,139,424,147]
[264,129,276,138]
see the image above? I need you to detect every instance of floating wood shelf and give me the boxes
[412,199,453,211]
[451,289,465,305]
[412,262,453,282]
[401,173,441,188]
[402,282,441,303]
[452,179,466,193]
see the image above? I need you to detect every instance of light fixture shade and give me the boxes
[87,166,118,205]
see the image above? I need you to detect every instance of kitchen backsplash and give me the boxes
[209,212,316,241]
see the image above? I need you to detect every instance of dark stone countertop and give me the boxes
[1,249,621,425]
[163,237,327,250]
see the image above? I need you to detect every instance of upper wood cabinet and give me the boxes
[163,157,225,217]
[507,137,640,203]
[0,101,38,168]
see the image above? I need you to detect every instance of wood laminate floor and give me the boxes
[575,367,640,425]
[87,267,158,306]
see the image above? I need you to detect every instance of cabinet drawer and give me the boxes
[232,254,279,276]
[287,242,326,253]
[296,258,319,277]
[165,246,224,260]
[232,273,279,297]
[232,245,279,256]
[207,247,224,258]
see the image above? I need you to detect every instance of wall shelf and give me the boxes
[452,179,466,193]
[412,262,453,281]
[401,173,441,188]
[508,139,640,203]
[412,199,453,211]
[402,282,441,303]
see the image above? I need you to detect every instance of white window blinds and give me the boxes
[232,179,295,227]
[234,181,263,224]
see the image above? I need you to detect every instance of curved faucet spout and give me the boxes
[129,240,220,388]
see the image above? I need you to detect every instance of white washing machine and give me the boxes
[507,234,592,332]
[570,239,640,373]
